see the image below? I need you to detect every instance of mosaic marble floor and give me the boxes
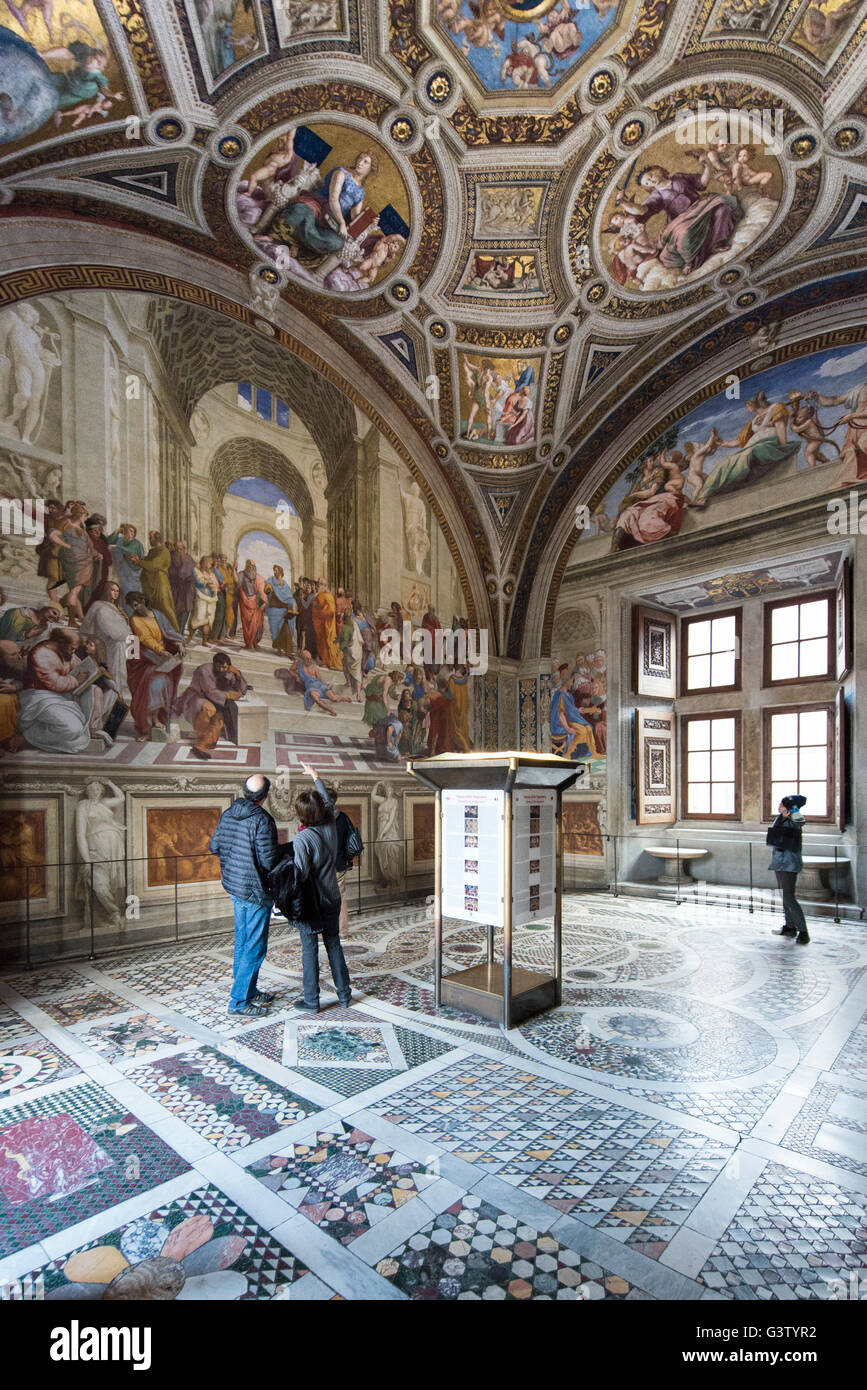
[1,893,865,1301]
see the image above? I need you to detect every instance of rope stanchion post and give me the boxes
[88,860,96,960]
[25,864,32,971]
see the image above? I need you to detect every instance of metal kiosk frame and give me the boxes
[408,752,585,1028]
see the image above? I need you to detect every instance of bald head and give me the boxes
[243,774,271,802]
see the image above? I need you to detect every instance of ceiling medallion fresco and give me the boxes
[232,120,412,296]
[0,0,866,655]
[594,114,784,294]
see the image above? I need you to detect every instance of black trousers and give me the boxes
[775,870,807,933]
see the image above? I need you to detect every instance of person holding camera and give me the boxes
[767,793,810,945]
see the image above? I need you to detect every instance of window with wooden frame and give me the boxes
[763,591,834,687]
[763,703,835,822]
[681,713,741,819]
[681,609,742,695]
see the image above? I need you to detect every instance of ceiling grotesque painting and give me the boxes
[0,0,866,668]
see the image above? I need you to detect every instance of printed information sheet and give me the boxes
[512,788,556,926]
[442,789,505,926]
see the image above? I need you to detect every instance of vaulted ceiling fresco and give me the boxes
[2,0,866,657]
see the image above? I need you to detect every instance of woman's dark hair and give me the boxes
[295,788,332,826]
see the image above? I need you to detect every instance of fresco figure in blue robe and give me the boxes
[551,662,597,758]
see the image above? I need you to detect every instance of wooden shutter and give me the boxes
[836,687,847,832]
[635,708,676,825]
[835,556,852,682]
[633,605,677,698]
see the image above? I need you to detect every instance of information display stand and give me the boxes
[408,752,585,1027]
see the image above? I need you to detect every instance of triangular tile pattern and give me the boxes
[84,164,180,206]
[580,342,631,397]
[477,478,538,554]
[378,329,419,382]
[814,181,867,247]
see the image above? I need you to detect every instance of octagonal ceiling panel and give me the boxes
[431,0,635,99]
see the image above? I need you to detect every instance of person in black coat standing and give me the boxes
[209,773,280,1015]
[767,793,809,944]
[280,763,351,1014]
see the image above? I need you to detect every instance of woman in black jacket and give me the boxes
[271,763,352,1012]
[767,793,809,944]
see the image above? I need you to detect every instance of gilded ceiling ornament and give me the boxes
[542,351,564,433]
[426,71,454,104]
[456,447,537,468]
[448,95,586,146]
[114,0,173,107]
[388,0,433,74]
[429,320,448,338]
[553,324,571,342]
[719,268,740,285]
[390,118,414,143]
[458,326,546,348]
[495,0,561,18]
[616,0,671,68]
[155,119,183,141]
[588,69,616,102]
[834,127,859,149]
[790,135,816,158]
[620,119,645,145]
[217,136,244,160]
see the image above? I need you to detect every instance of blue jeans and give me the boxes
[298,921,351,1005]
[229,898,271,1009]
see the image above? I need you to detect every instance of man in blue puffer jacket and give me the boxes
[209,773,280,1016]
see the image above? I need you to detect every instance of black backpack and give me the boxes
[268,832,341,929]
[268,844,305,922]
[336,810,364,869]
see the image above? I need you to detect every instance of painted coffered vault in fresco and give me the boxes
[1,0,867,657]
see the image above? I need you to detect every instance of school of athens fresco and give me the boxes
[0,0,865,665]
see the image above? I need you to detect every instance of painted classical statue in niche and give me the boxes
[0,303,61,443]
[371,780,402,888]
[400,479,430,575]
[75,779,126,928]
